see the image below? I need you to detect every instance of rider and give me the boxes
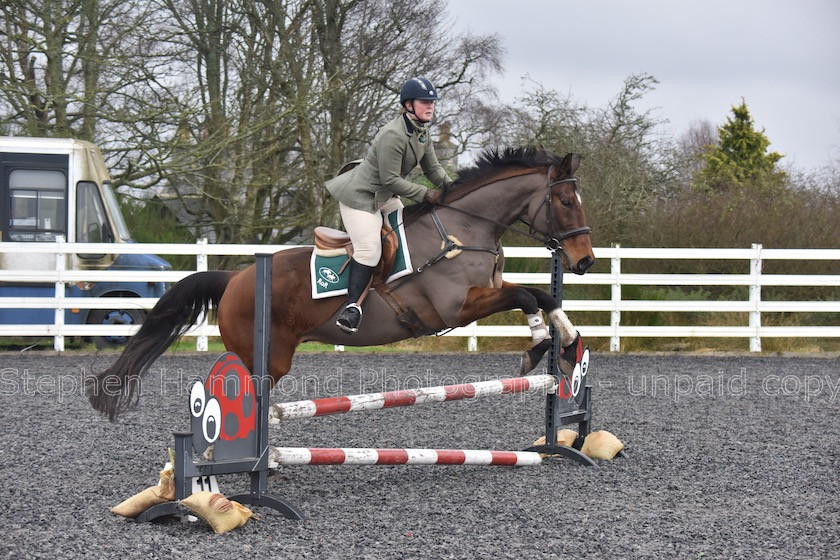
[326,76,451,334]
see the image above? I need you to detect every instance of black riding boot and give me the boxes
[336,259,376,334]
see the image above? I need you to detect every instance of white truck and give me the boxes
[0,137,171,347]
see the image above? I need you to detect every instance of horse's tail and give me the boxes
[87,270,235,421]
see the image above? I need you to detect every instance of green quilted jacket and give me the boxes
[326,113,450,213]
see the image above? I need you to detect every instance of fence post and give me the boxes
[610,244,621,352]
[749,243,762,352]
[467,321,478,352]
[195,238,209,352]
[53,236,66,352]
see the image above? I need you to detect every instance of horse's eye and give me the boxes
[561,200,573,209]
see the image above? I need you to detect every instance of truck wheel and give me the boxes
[87,308,146,349]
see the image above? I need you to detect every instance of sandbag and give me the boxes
[531,428,579,457]
[111,466,176,518]
[580,430,624,460]
[180,491,255,534]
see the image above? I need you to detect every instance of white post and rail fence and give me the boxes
[1,240,838,352]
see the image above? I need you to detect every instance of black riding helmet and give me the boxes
[399,76,438,106]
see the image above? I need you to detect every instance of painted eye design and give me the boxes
[203,398,222,443]
[580,348,590,377]
[190,381,206,418]
[571,363,582,397]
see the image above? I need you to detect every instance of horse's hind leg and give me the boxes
[218,290,302,387]
[267,329,301,388]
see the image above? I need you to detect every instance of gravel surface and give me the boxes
[0,351,837,559]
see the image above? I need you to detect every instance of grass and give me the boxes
[2,332,837,355]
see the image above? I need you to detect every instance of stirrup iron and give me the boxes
[336,303,363,334]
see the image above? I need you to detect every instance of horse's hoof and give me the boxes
[519,338,552,375]
[558,333,583,376]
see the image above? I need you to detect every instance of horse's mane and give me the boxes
[450,146,565,191]
[404,146,565,220]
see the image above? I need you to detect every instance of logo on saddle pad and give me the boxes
[318,266,340,286]
[310,208,413,299]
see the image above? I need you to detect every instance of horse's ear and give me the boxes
[559,153,581,176]
[569,153,581,175]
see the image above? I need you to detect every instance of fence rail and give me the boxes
[1,240,838,352]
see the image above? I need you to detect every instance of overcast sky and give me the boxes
[445,0,840,171]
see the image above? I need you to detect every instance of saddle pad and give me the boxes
[310,207,413,299]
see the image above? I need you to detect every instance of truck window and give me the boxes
[101,181,133,241]
[76,181,114,246]
[8,169,67,241]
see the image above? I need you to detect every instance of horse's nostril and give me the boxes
[576,256,594,273]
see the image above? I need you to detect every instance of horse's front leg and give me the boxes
[512,285,582,375]
[458,283,567,375]
[520,285,578,346]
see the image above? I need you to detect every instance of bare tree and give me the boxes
[0,0,504,254]
[140,0,504,248]
[0,0,151,139]
[506,73,683,242]
[673,119,718,187]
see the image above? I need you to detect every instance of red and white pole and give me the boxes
[270,374,556,423]
[269,447,544,467]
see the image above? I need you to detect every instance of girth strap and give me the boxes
[416,208,500,273]
[373,282,436,338]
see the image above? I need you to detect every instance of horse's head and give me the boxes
[526,153,595,274]
[441,147,595,274]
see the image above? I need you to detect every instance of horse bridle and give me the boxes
[526,165,592,251]
[414,167,592,273]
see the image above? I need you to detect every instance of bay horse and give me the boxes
[88,147,595,420]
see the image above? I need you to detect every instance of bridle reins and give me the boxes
[413,166,591,273]
[434,165,592,251]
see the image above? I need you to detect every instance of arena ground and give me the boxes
[0,351,837,559]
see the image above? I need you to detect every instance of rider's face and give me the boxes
[408,99,436,122]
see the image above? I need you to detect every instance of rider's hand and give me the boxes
[424,189,441,205]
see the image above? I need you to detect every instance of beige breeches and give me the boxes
[339,197,404,267]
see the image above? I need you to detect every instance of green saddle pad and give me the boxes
[310,207,413,299]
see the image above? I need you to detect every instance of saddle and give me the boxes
[313,225,399,284]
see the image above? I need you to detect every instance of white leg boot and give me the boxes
[526,313,550,347]
[519,313,551,375]
[548,308,577,347]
